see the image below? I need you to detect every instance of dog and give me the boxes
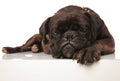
[2,5,115,64]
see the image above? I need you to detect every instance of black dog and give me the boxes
[2,5,115,64]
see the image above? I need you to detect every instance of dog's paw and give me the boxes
[31,44,40,53]
[2,47,20,54]
[73,47,101,64]
[2,47,8,53]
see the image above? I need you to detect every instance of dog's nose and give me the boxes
[64,31,75,41]
[66,34,73,41]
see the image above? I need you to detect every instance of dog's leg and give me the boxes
[2,34,43,54]
[73,26,115,64]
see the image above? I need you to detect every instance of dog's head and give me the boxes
[39,6,102,58]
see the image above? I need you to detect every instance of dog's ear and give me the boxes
[84,8,104,43]
[39,17,51,44]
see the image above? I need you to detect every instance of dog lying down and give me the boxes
[2,5,115,64]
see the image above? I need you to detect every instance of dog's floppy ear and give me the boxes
[84,8,104,42]
[39,17,51,44]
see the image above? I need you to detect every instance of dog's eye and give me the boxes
[70,25,79,31]
[52,31,61,38]
[53,31,59,36]
[54,32,57,35]
[79,25,88,32]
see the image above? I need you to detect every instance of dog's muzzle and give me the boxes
[61,31,77,58]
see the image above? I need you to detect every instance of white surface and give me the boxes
[0,54,120,81]
[1,53,120,81]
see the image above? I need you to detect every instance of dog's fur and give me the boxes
[2,5,115,64]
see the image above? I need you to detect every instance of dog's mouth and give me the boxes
[61,43,76,58]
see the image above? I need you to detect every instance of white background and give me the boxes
[0,0,120,59]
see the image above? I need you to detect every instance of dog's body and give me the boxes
[2,5,115,64]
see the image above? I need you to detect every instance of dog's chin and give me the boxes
[62,44,76,58]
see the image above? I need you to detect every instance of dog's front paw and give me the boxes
[31,44,41,53]
[73,47,101,64]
